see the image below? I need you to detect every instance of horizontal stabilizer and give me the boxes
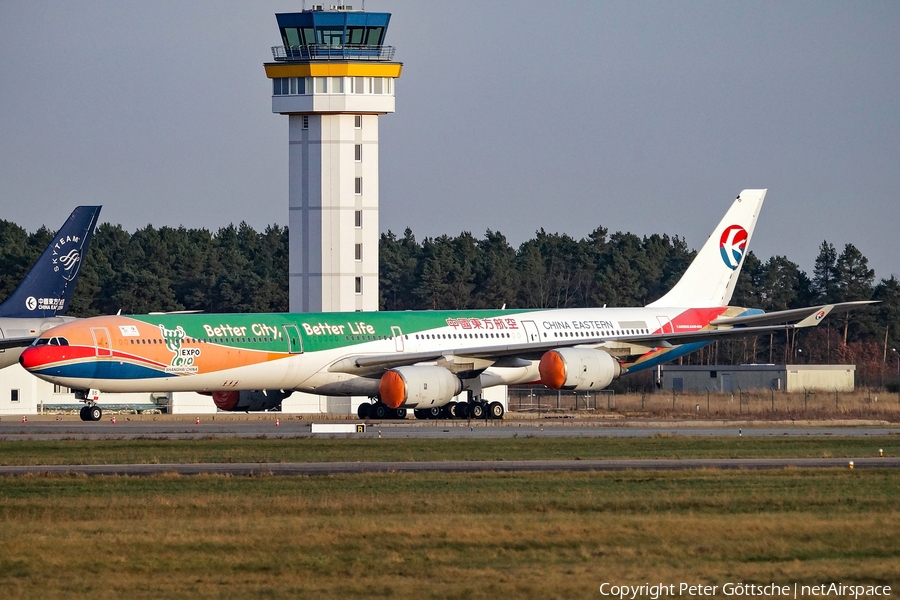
[0,336,42,351]
[711,301,878,329]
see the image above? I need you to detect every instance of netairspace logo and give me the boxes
[598,582,892,599]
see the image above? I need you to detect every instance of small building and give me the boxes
[660,364,855,393]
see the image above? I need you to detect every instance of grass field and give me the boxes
[508,389,900,420]
[0,468,898,599]
[0,435,898,466]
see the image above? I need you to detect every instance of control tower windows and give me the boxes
[347,27,365,45]
[355,210,362,228]
[272,76,392,97]
[317,26,344,46]
[355,144,362,161]
[281,27,316,48]
[273,77,307,96]
[354,115,362,128]
[365,27,384,45]
[285,28,301,47]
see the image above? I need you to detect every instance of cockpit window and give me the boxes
[35,337,70,346]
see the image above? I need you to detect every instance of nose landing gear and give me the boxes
[79,404,102,421]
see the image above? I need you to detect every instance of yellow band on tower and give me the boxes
[265,63,402,79]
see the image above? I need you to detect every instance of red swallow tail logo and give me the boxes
[719,225,748,270]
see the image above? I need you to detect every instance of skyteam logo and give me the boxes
[52,235,83,282]
[719,225,748,270]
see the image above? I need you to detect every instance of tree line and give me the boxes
[0,217,897,387]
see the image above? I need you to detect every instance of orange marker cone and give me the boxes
[111,415,117,424]
[22,415,27,423]
[275,418,280,427]
[195,417,201,425]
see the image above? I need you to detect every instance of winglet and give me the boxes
[0,206,102,318]
[794,305,833,328]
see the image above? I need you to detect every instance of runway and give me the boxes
[1,416,898,440]
[1,456,898,477]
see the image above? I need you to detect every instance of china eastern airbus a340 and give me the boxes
[20,190,871,421]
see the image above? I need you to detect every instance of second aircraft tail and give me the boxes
[0,206,102,318]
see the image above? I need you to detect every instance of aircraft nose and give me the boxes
[19,345,59,371]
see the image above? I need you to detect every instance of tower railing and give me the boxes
[271,45,396,61]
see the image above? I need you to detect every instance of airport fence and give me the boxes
[507,387,900,420]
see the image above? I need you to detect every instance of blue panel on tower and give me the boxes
[275,10,391,56]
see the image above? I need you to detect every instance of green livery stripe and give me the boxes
[129,310,537,352]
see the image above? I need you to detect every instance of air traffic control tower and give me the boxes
[264,6,401,313]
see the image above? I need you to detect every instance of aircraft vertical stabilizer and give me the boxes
[647,189,766,308]
[0,206,102,318]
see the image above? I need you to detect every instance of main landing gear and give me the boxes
[357,399,505,421]
[79,404,102,422]
[430,400,504,420]
[357,401,406,420]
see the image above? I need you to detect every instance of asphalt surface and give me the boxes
[2,416,897,476]
[0,456,897,477]
[0,416,898,440]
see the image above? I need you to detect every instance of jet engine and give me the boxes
[379,366,462,409]
[211,389,293,412]
[538,348,622,391]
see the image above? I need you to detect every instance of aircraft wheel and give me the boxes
[357,403,371,419]
[89,406,103,421]
[456,403,469,419]
[79,406,90,421]
[442,402,458,419]
[413,409,428,420]
[372,403,389,419]
[393,408,407,419]
[469,402,485,419]
[488,402,505,419]
[426,406,442,419]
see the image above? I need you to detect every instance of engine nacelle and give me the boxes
[379,366,462,409]
[211,389,293,412]
[539,348,622,391]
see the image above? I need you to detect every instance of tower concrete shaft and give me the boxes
[265,8,401,312]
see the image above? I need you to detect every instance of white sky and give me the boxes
[1,1,898,280]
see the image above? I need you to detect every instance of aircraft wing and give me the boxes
[0,336,38,350]
[328,301,876,375]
